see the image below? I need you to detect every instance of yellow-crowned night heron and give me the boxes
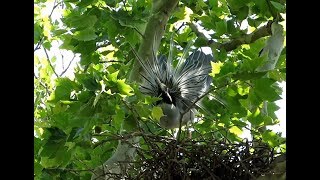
[136,46,214,129]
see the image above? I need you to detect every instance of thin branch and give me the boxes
[49,0,63,19]
[188,22,218,47]
[218,21,273,51]
[98,60,122,63]
[34,72,39,79]
[34,38,43,52]
[175,22,185,33]
[60,54,76,76]
[189,21,273,52]
[34,0,62,52]
[34,73,50,98]
[185,151,220,180]
[133,27,145,38]
[61,53,65,70]
[43,46,59,77]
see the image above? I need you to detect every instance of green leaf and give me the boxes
[262,130,280,147]
[247,108,264,126]
[198,15,214,30]
[218,61,235,75]
[240,55,266,72]
[117,79,133,96]
[209,0,218,7]
[226,19,237,34]
[229,126,242,136]
[76,74,101,91]
[226,0,247,10]
[112,107,125,130]
[151,106,163,121]
[247,17,265,28]
[77,0,95,7]
[34,161,43,177]
[34,23,42,44]
[124,30,140,47]
[266,102,280,120]
[80,53,100,66]
[253,0,269,17]
[107,71,119,82]
[53,29,68,36]
[194,37,209,47]
[48,78,75,102]
[78,90,95,103]
[215,20,227,36]
[105,19,119,43]
[210,61,223,77]
[270,1,285,12]
[74,27,97,41]
[40,128,67,158]
[74,40,96,54]
[253,78,281,101]
[34,137,42,155]
[224,95,247,116]
[65,15,97,30]
[144,96,161,105]
[263,116,273,126]
[123,114,139,130]
[231,120,247,127]
[237,6,249,20]
[42,41,52,50]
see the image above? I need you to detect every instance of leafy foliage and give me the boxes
[34,0,286,179]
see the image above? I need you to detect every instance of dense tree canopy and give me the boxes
[34,0,286,179]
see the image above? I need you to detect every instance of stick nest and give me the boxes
[111,133,281,180]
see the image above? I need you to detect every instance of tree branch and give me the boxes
[188,22,218,47]
[34,0,62,52]
[189,21,273,52]
[43,47,59,77]
[60,54,76,76]
[98,60,122,64]
[128,0,179,82]
[49,0,63,19]
[218,21,273,51]
[34,38,43,52]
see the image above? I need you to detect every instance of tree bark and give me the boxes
[92,1,179,179]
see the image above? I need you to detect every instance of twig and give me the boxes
[175,22,185,33]
[188,22,218,47]
[34,38,43,52]
[218,21,273,51]
[134,27,145,39]
[34,0,62,52]
[185,151,220,180]
[60,54,76,76]
[49,0,63,19]
[43,46,59,77]
[189,21,273,52]
[98,60,122,63]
